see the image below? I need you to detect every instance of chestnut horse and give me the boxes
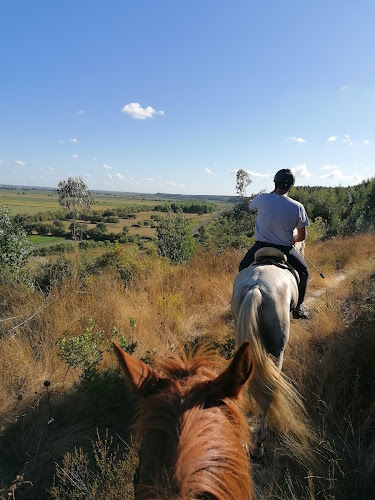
[114,340,255,500]
[231,248,313,459]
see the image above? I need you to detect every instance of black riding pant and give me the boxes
[239,241,309,306]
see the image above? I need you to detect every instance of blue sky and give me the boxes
[1,1,375,196]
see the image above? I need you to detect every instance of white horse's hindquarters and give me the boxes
[231,265,298,359]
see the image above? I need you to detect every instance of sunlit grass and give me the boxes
[0,234,374,498]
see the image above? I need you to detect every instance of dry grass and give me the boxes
[0,235,374,499]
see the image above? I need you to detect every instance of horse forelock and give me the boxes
[135,347,253,499]
[156,345,227,379]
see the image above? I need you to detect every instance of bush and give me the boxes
[56,319,137,383]
[156,211,194,264]
[94,244,138,284]
[34,255,74,290]
[0,204,34,285]
[50,430,137,500]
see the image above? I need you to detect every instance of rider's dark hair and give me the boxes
[274,169,295,190]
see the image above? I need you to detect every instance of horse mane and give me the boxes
[132,345,253,500]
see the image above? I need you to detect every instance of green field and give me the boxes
[1,188,225,216]
[28,235,67,246]
[2,187,227,253]
[0,189,158,215]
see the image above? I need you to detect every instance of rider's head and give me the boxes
[274,169,295,192]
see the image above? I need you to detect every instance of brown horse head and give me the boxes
[114,341,254,500]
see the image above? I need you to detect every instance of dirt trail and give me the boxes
[304,271,348,310]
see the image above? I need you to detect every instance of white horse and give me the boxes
[231,248,311,458]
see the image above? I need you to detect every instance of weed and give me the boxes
[50,430,137,500]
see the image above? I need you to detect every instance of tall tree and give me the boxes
[57,177,92,266]
[235,169,252,198]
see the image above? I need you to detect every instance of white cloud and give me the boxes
[113,172,126,180]
[247,170,273,178]
[230,168,272,178]
[321,164,340,171]
[0,160,4,165]
[204,168,212,174]
[12,160,26,166]
[105,174,113,180]
[285,136,307,143]
[292,163,311,179]
[101,163,112,170]
[45,167,56,176]
[320,168,364,182]
[327,136,337,142]
[70,138,79,143]
[72,154,79,159]
[121,102,165,120]
[363,139,371,145]
[342,134,352,145]
[165,181,185,188]
[58,139,64,144]
[140,177,154,182]
[75,109,85,115]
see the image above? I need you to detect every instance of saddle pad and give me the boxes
[254,247,287,263]
[252,247,300,284]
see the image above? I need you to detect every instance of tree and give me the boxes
[57,177,92,262]
[235,169,252,198]
[156,211,194,264]
[0,204,33,284]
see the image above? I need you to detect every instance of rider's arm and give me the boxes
[248,194,260,212]
[293,227,307,243]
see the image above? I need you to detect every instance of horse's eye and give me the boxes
[197,492,216,499]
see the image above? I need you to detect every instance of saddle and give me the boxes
[252,247,300,284]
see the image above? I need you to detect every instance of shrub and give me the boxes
[34,255,74,290]
[156,211,194,264]
[50,430,137,500]
[94,244,137,284]
[56,319,137,383]
[0,204,34,285]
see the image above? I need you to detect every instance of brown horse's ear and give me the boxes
[113,342,165,398]
[214,341,253,399]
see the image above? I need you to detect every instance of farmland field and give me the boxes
[2,187,229,253]
[28,235,67,246]
[1,188,229,216]
[0,189,158,215]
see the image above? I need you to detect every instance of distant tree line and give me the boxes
[205,178,375,250]
[153,201,218,214]
[292,178,375,236]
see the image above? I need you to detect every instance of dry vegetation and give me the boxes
[0,234,374,499]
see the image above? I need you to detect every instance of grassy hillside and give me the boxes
[0,235,374,499]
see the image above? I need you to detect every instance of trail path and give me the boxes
[303,271,347,310]
[191,205,231,236]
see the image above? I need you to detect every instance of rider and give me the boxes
[239,168,310,320]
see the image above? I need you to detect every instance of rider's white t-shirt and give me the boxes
[249,193,309,246]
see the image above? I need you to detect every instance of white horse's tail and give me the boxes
[236,287,316,461]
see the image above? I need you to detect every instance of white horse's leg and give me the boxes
[251,353,284,459]
[251,408,269,459]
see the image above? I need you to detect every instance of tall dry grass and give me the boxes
[0,235,374,499]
